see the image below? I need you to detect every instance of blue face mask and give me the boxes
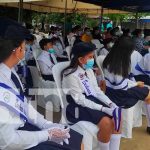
[83,59,94,70]
[48,48,55,54]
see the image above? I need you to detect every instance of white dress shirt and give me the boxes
[25,45,34,61]
[131,50,142,75]
[103,68,137,90]
[53,42,66,58]
[62,66,113,111]
[99,48,109,56]
[0,63,50,150]
[136,52,150,76]
[37,51,57,75]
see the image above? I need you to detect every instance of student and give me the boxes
[37,38,57,81]
[132,29,149,56]
[134,52,150,85]
[0,17,83,150]
[102,36,150,134]
[51,37,68,62]
[62,42,122,150]
[81,27,92,43]
[25,34,36,66]
[99,39,114,56]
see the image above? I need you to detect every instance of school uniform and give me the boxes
[37,51,57,81]
[134,52,150,85]
[62,66,114,125]
[99,47,109,56]
[103,68,149,109]
[0,63,82,150]
[53,43,68,62]
[25,44,36,66]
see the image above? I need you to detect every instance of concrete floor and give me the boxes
[120,116,150,150]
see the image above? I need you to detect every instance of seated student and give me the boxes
[62,42,122,150]
[81,27,92,43]
[0,18,83,150]
[132,29,150,56]
[25,34,36,66]
[37,38,57,81]
[51,37,68,62]
[134,52,150,85]
[102,36,150,134]
[99,39,114,56]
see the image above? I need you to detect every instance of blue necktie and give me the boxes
[11,72,24,97]
[49,54,55,64]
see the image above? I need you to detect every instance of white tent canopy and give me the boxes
[0,0,127,15]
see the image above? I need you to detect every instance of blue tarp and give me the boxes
[76,0,150,12]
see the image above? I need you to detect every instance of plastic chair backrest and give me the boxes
[65,46,72,60]
[91,39,104,49]
[52,61,70,123]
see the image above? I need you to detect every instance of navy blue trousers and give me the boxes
[18,123,82,150]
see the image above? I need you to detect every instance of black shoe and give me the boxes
[147,127,150,134]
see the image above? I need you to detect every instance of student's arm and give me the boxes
[90,70,114,106]
[0,106,49,150]
[37,60,53,75]
[63,75,104,111]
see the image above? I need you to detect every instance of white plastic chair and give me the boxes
[52,62,99,150]
[96,55,143,138]
[91,39,104,49]
[28,66,60,121]
[65,46,72,60]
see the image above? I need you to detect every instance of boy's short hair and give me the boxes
[39,38,53,50]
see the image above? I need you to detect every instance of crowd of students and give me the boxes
[0,17,150,150]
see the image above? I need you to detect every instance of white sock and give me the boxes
[109,134,121,150]
[145,103,150,127]
[99,141,110,150]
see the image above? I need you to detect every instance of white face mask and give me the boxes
[107,42,114,49]
[141,33,145,38]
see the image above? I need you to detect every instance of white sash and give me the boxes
[0,83,28,122]
[74,70,96,97]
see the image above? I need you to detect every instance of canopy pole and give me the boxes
[99,3,104,32]
[18,0,23,23]
[135,12,139,28]
[64,0,67,40]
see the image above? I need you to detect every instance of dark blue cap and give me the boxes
[0,17,30,40]
[71,42,96,58]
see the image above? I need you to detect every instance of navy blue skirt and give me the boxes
[18,122,82,150]
[134,75,150,86]
[105,86,149,109]
[66,95,112,125]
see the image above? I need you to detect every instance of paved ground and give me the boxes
[120,116,150,150]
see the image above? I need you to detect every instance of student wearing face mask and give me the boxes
[132,29,150,56]
[99,39,114,56]
[92,26,103,42]
[81,27,92,43]
[37,38,57,81]
[0,18,83,150]
[62,42,122,150]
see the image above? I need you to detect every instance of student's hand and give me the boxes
[137,81,144,87]
[48,127,70,145]
[109,103,118,109]
[101,107,114,116]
